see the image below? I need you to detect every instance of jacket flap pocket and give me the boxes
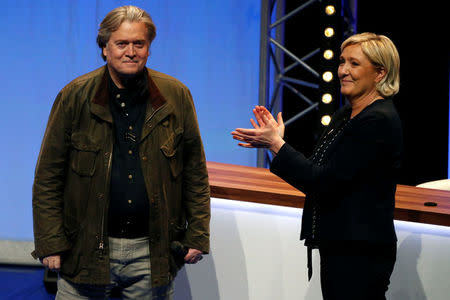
[70,132,99,176]
[161,128,184,158]
[71,132,100,152]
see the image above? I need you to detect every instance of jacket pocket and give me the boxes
[70,132,100,177]
[60,220,82,277]
[160,127,184,178]
[60,234,83,277]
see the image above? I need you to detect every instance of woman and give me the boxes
[232,32,402,299]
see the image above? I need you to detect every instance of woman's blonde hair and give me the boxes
[97,5,156,61]
[341,32,400,97]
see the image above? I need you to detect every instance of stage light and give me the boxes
[322,71,333,82]
[324,27,334,38]
[325,5,336,16]
[323,49,334,60]
[318,1,342,129]
[322,93,332,104]
[321,115,331,126]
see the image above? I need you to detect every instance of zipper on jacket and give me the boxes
[98,138,113,258]
[144,104,165,125]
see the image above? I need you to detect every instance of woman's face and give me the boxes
[338,44,383,101]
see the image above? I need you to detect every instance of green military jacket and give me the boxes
[32,66,210,287]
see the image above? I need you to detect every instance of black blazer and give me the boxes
[271,98,403,243]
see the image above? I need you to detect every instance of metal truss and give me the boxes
[257,0,356,168]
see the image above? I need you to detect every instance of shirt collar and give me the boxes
[107,67,149,105]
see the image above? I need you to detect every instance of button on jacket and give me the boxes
[32,66,211,287]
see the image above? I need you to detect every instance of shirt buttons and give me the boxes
[121,102,126,108]
[116,94,120,99]
[128,199,132,204]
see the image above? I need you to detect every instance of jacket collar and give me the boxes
[90,66,169,123]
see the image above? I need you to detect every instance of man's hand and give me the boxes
[41,255,61,272]
[184,248,203,264]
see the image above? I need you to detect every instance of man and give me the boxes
[32,5,210,299]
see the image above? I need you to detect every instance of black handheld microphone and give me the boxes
[170,241,188,258]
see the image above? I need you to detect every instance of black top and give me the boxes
[107,70,150,238]
[271,98,403,244]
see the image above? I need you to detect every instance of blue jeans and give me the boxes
[56,237,174,300]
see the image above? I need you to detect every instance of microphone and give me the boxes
[170,241,188,258]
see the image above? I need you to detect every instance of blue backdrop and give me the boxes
[0,0,260,241]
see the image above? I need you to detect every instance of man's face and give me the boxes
[103,21,150,84]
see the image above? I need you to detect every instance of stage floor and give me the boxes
[0,265,52,299]
[0,266,121,299]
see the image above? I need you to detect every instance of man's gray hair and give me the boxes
[97,5,156,61]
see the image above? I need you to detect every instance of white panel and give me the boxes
[388,221,450,300]
[174,198,450,300]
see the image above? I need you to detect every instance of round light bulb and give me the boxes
[322,71,333,82]
[321,115,331,126]
[324,27,335,38]
[325,5,336,16]
[322,93,332,104]
[323,49,334,60]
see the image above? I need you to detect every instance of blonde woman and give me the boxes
[232,33,402,300]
